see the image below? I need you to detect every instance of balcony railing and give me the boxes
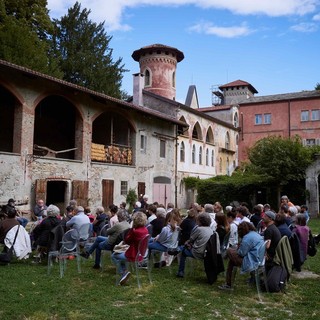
[91,143,133,165]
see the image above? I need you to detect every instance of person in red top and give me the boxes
[111,211,148,285]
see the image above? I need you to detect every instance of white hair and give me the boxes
[47,204,60,217]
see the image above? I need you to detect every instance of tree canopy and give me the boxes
[51,2,127,98]
[315,82,320,90]
[0,0,61,76]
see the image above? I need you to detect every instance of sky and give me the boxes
[47,0,320,107]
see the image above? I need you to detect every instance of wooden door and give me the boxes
[138,182,146,199]
[35,179,47,203]
[153,183,171,207]
[72,180,89,207]
[102,179,114,209]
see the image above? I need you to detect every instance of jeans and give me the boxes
[148,239,168,252]
[111,252,128,275]
[87,236,113,266]
[178,247,194,274]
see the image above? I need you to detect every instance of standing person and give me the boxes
[111,211,149,285]
[219,222,264,290]
[263,210,281,273]
[250,205,263,228]
[226,209,238,248]
[236,206,250,224]
[108,205,119,228]
[215,212,230,246]
[33,199,47,221]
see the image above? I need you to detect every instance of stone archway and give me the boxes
[306,155,320,217]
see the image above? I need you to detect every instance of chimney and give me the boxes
[133,73,144,106]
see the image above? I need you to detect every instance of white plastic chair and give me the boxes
[47,229,81,278]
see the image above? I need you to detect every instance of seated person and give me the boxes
[33,199,47,220]
[275,213,292,238]
[5,198,28,228]
[176,212,213,278]
[81,210,130,269]
[219,222,264,290]
[149,207,166,238]
[32,205,61,261]
[66,206,90,240]
[111,211,149,285]
[92,206,107,235]
[0,207,19,244]
[292,214,310,262]
[178,208,197,246]
[148,210,181,253]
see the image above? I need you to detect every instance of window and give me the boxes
[233,113,239,127]
[199,146,202,165]
[301,110,309,122]
[211,150,214,166]
[140,134,147,153]
[264,113,271,124]
[255,114,262,125]
[180,141,185,162]
[120,181,128,196]
[145,69,150,86]
[192,145,196,164]
[172,71,176,88]
[160,140,166,158]
[225,132,230,150]
[311,109,320,121]
[306,139,316,146]
[206,148,209,166]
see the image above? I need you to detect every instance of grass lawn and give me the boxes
[0,219,319,320]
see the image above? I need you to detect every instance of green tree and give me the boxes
[52,2,127,98]
[315,83,320,90]
[247,136,313,201]
[0,0,62,76]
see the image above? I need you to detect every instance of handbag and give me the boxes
[0,225,20,264]
[113,241,130,254]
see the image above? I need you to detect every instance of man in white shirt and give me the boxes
[66,206,90,239]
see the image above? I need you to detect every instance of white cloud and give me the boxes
[189,22,253,38]
[47,0,319,31]
[313,13,320,20]
[290,22,318,32]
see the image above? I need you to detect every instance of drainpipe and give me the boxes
[241,112,244,140]
[288,100,291,137]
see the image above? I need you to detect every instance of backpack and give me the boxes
[307,231,317,257]
[267,265,288,293]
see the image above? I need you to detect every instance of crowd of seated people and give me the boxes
[0,194,317,290]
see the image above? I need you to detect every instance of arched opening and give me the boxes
[178,116,188,135]
[225,132,230,150]
[145,69,151,86]
[0,85,22,153]
[34,95,82,160]
[199,146,202,165]
[192,122,202,140]
[205,127,214,144]
[233,112,239,127]
[206,148,209,166]
[92,111,135,165]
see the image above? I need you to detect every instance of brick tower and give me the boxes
[132,44,184,101]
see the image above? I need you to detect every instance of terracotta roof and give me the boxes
[132,44,184,62]
[240,90,320,104]
[0,59,187,127]
[219,80,258,94]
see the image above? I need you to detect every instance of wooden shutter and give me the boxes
[35,179,47,203]
[102,179,114,209]
[72,180,89,207]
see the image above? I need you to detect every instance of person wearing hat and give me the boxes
[5,198,28,228]
[263,210,281,273]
